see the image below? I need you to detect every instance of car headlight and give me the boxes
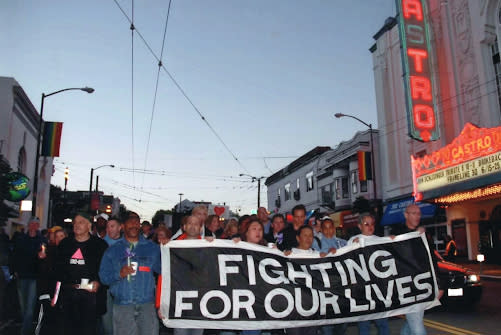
[467,274,479,282]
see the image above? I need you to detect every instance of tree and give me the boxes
[152,209,173,227]
[0,157,17,226]
[352,196,371,214]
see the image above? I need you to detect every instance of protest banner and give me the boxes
[159,232,440,329]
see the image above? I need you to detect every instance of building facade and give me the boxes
[371,0,501,261]
[265,130,380,237]
[0,77,53,232]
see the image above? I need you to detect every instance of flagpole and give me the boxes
[31,87,94,218]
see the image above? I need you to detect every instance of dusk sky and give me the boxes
[1,0,395,220]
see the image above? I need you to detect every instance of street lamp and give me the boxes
[239,173,265,208]
[178,193,184,213]
[32,86,94,216]
[334,113,378,201]
[89,164,115,213]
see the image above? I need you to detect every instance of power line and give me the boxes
[111,0,250,174]
[140,0,173,201]
[130,0,136,190]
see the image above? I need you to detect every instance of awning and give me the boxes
[380,198,436,226]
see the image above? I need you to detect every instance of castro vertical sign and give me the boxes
[396,0,440,142]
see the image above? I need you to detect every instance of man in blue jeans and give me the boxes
[391,204,444,335]
[99,211,161,335]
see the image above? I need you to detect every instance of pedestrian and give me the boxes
[257,207,272,235]
[172,215,206,335]
[94,213,109,239]
[153,226,172,245]
[281,204,307,250]
[203,214,220,238]
[11,216,47,335]
[443,235,457,262]
[312,216,347,255]
[391,204,444,335]
[141,220,153,239]
[263,213,285,247]
[347,214,389,335]
[283,225,319,335]
[99,211,161,335]
[54,213,108,335]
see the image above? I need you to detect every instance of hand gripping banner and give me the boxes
[159,232,440,329]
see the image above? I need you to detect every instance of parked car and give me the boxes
[435,250,483,305]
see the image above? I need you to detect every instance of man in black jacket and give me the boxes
[11,216,47,335]
[391,204,444,335]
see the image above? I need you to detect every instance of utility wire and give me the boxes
[111,0,250,174]
[140,0,173,200]
[130,0,136,190]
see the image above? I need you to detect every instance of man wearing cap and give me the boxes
[54,213,108,335]
[312,216,347,254]
[11,216,47,335]
[99,211,161,335]
[94,213,109,239]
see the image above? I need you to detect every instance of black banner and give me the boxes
[159,232,440,329]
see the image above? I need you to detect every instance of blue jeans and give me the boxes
[401,310,426,335]
[17,278,37,335]
[99,290,114,335]
[321,324,347,335]
[113,302,158,335]
[358,318,389,335]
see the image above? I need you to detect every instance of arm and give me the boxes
[98,248,122,286]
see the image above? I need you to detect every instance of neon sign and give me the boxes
[396,0,440,142]
[411,123,501,200]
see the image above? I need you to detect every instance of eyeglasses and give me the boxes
[362,222,375,226]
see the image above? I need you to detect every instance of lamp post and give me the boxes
[89,164,114,213]
[239,174,265,208]
[334,113,377,201]
[178,193,184,213]
[32,86,94,217]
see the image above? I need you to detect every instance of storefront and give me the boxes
[411,123,501,261]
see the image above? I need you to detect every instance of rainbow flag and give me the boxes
[357,151,372,181]
[41,122,63,157]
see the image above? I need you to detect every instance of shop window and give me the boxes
[360,180,368,192]
[17,147,26,174]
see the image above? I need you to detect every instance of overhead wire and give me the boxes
[130,0,137,190]
[140,0,173,201]
[111,0,251,176]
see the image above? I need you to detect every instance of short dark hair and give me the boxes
[122,211,140,222]
[108,216,122,224]
[296,225,313,236]
[271,214,285,223]
[292,204,306,216]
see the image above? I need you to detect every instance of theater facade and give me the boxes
[371,0,501,261]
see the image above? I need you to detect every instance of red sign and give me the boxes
[411,123,501,199]
[397,0,440,142]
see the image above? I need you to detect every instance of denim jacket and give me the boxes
[99,236,160,305]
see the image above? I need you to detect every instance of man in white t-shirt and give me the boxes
[347,213,389,335]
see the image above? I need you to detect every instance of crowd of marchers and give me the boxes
[0,203,443,335]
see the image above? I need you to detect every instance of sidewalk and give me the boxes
[455,260,501,280]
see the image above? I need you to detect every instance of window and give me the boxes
[360,180,368,192]
[335,179,341,200]
[17,147,26,174]
[306,171,314,191]
[296,178,300,189]
[321,184,333,204]
[284,183,291,201]
[351,170,358,194]
[492,39,501,115]
[341,177,349,199]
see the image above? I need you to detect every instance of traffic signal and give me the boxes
[105,204,112,214]
[64,167,69,180]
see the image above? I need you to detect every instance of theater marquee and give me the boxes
[411,123,501,200]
